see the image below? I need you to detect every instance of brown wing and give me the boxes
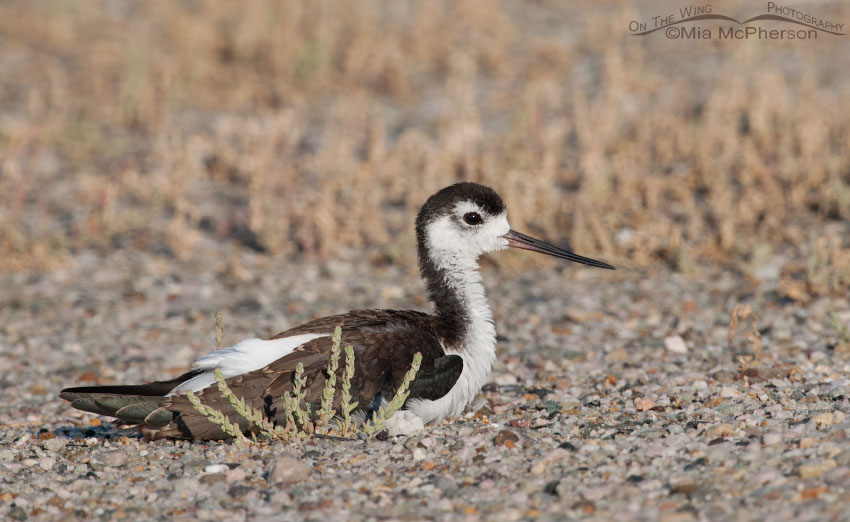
[153,310,455,440]
[268,309,434,338]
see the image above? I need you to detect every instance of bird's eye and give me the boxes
[463,212,483,226]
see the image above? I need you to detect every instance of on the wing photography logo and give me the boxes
[630,2,846,40]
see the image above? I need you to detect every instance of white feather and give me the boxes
[406,211,510,423]
[167,333,329,395]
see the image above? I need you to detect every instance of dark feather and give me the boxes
[59,369,203,400]
[408,355,463,401]
[59,370,203,422]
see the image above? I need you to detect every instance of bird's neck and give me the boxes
[419,250,497,360]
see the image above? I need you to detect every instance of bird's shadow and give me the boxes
[50,423,144,443]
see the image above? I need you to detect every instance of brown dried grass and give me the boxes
[1,1,848,285]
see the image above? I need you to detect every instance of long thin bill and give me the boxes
[503,229,615,270]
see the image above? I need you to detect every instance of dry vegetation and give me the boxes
[1,0,848,292]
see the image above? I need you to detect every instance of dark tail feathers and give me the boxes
[59,370,202,427]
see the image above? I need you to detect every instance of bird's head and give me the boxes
[415,182,614,270]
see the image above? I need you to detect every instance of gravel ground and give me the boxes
[2,243,850,521]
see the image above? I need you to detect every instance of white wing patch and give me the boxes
[168,333,329,395]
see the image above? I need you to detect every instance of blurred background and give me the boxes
[1,0,848,299]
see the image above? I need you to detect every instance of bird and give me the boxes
[60,182,614,440]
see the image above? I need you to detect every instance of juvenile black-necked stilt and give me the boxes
[61,182,614,439]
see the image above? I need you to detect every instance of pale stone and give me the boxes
[269,454,312,485]
[708,423,734,438]
[634,398,656,412]
[664,335,688,354]
[811,411,835,429]
[763,432,782,445]
[799,459,836,479]
[386,410,425,437]
[531,448,570,474]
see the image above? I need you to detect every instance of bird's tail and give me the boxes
[59,370,202,427]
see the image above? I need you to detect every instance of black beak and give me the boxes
[503,229,615,270]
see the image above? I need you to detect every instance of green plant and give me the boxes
[362,352,422,435]
[185,384,248,444]
[339,344,359,435]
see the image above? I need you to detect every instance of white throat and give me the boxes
[407,217,503,423]
[440,260,498,408]
[439,260,497,360]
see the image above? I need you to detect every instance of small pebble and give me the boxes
[43,438,65,452]
[799,459,837,479]
[493,429,519,447]
[204,464,229,474]
[669,476,701,495]
[635,398,655,412]
[269,455,312,485]
[800,437,816,449]
[531,448,569,474]
[664,335,688,354]
[763,433,782,445]
[386,411,425,436]
[199,473,227,485]
[811,412,835,429]
[708,423,734,438]
[103,451,128,468]
[226,468,247,482]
